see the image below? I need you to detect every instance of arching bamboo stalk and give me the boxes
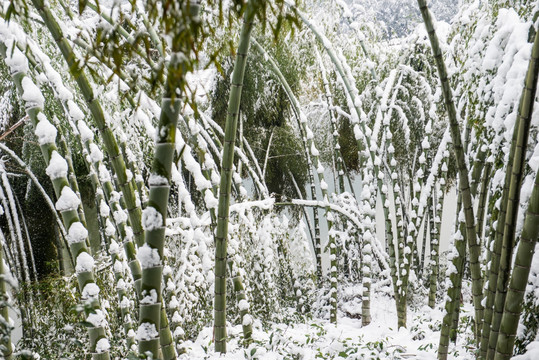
[0,229,13,360]
[251,39,340,323]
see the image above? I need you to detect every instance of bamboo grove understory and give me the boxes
[0,0,538,359]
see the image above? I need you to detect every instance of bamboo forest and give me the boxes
[2,0,539,358]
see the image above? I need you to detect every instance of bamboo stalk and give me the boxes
[0,229,13,360]
[417,0,483,341]
[30,0,145,249]
[214,3,256,351]
[488,22,539,359]
[0,39,110,360]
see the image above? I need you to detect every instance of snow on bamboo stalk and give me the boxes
[428,156,448,308]
[0,34,110,359]
[78,121,143,295]
[251,39,339,323]
[76,129,137,347]
[417,0,483,338]
[487,22,539,359]
[183,116,254,340]
[136,86,180,359]
[29,0,144,249]
[397,121,431,326]
[0,228,13,360]
[0,167,32,288]
[0,143,68,241]
[100,201,136,348]
[214,3,256,352]
[55,122,88,229]
[136,0,203,356]
[493,158,539,359]
[411,125,431,277]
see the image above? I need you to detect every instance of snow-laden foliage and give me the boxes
[1,0,539,358]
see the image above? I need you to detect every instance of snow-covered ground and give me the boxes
[179,289,476,359]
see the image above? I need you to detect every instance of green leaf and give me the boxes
[5,3,15,22]
[79,0,88,14]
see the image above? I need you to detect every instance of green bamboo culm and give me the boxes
[493,160,539,359]
[0,40,110,360]
[136,0,202,356]
[437,214,467,359]
[214,1,256,352]
[56,126,89,232]
[29,0,144,248]
[78,127,137,347]
[136,73,182,360]
[417,0,483,341]
[475,161,492,247]
[490,23,539,360]
[0,230,13,360]
[484,24,539,360]
[78,122,144,297]
[429,157,448,308]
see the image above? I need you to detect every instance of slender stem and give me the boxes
[214,2,256,352]
[417,0,482,341]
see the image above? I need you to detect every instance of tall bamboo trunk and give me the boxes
[487,22,539,359]
[494,162,539,359]
[417,0,483,340]
[214,3,256,352]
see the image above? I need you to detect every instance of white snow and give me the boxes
[34,115,57,145]
[82,283,100,299]
[136,323,159,341]
[86,310,106,328]
[67,222,88,245]
[137,244,161,269]
[21,77,45,108]
[46,151,68,180]
[55,186,81,212]
[142,206,163,231]
[78,121,94,143]
[75,252,95,273]
[95,338,110,353]
[67,100,85,121]
[89,143,104,163]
